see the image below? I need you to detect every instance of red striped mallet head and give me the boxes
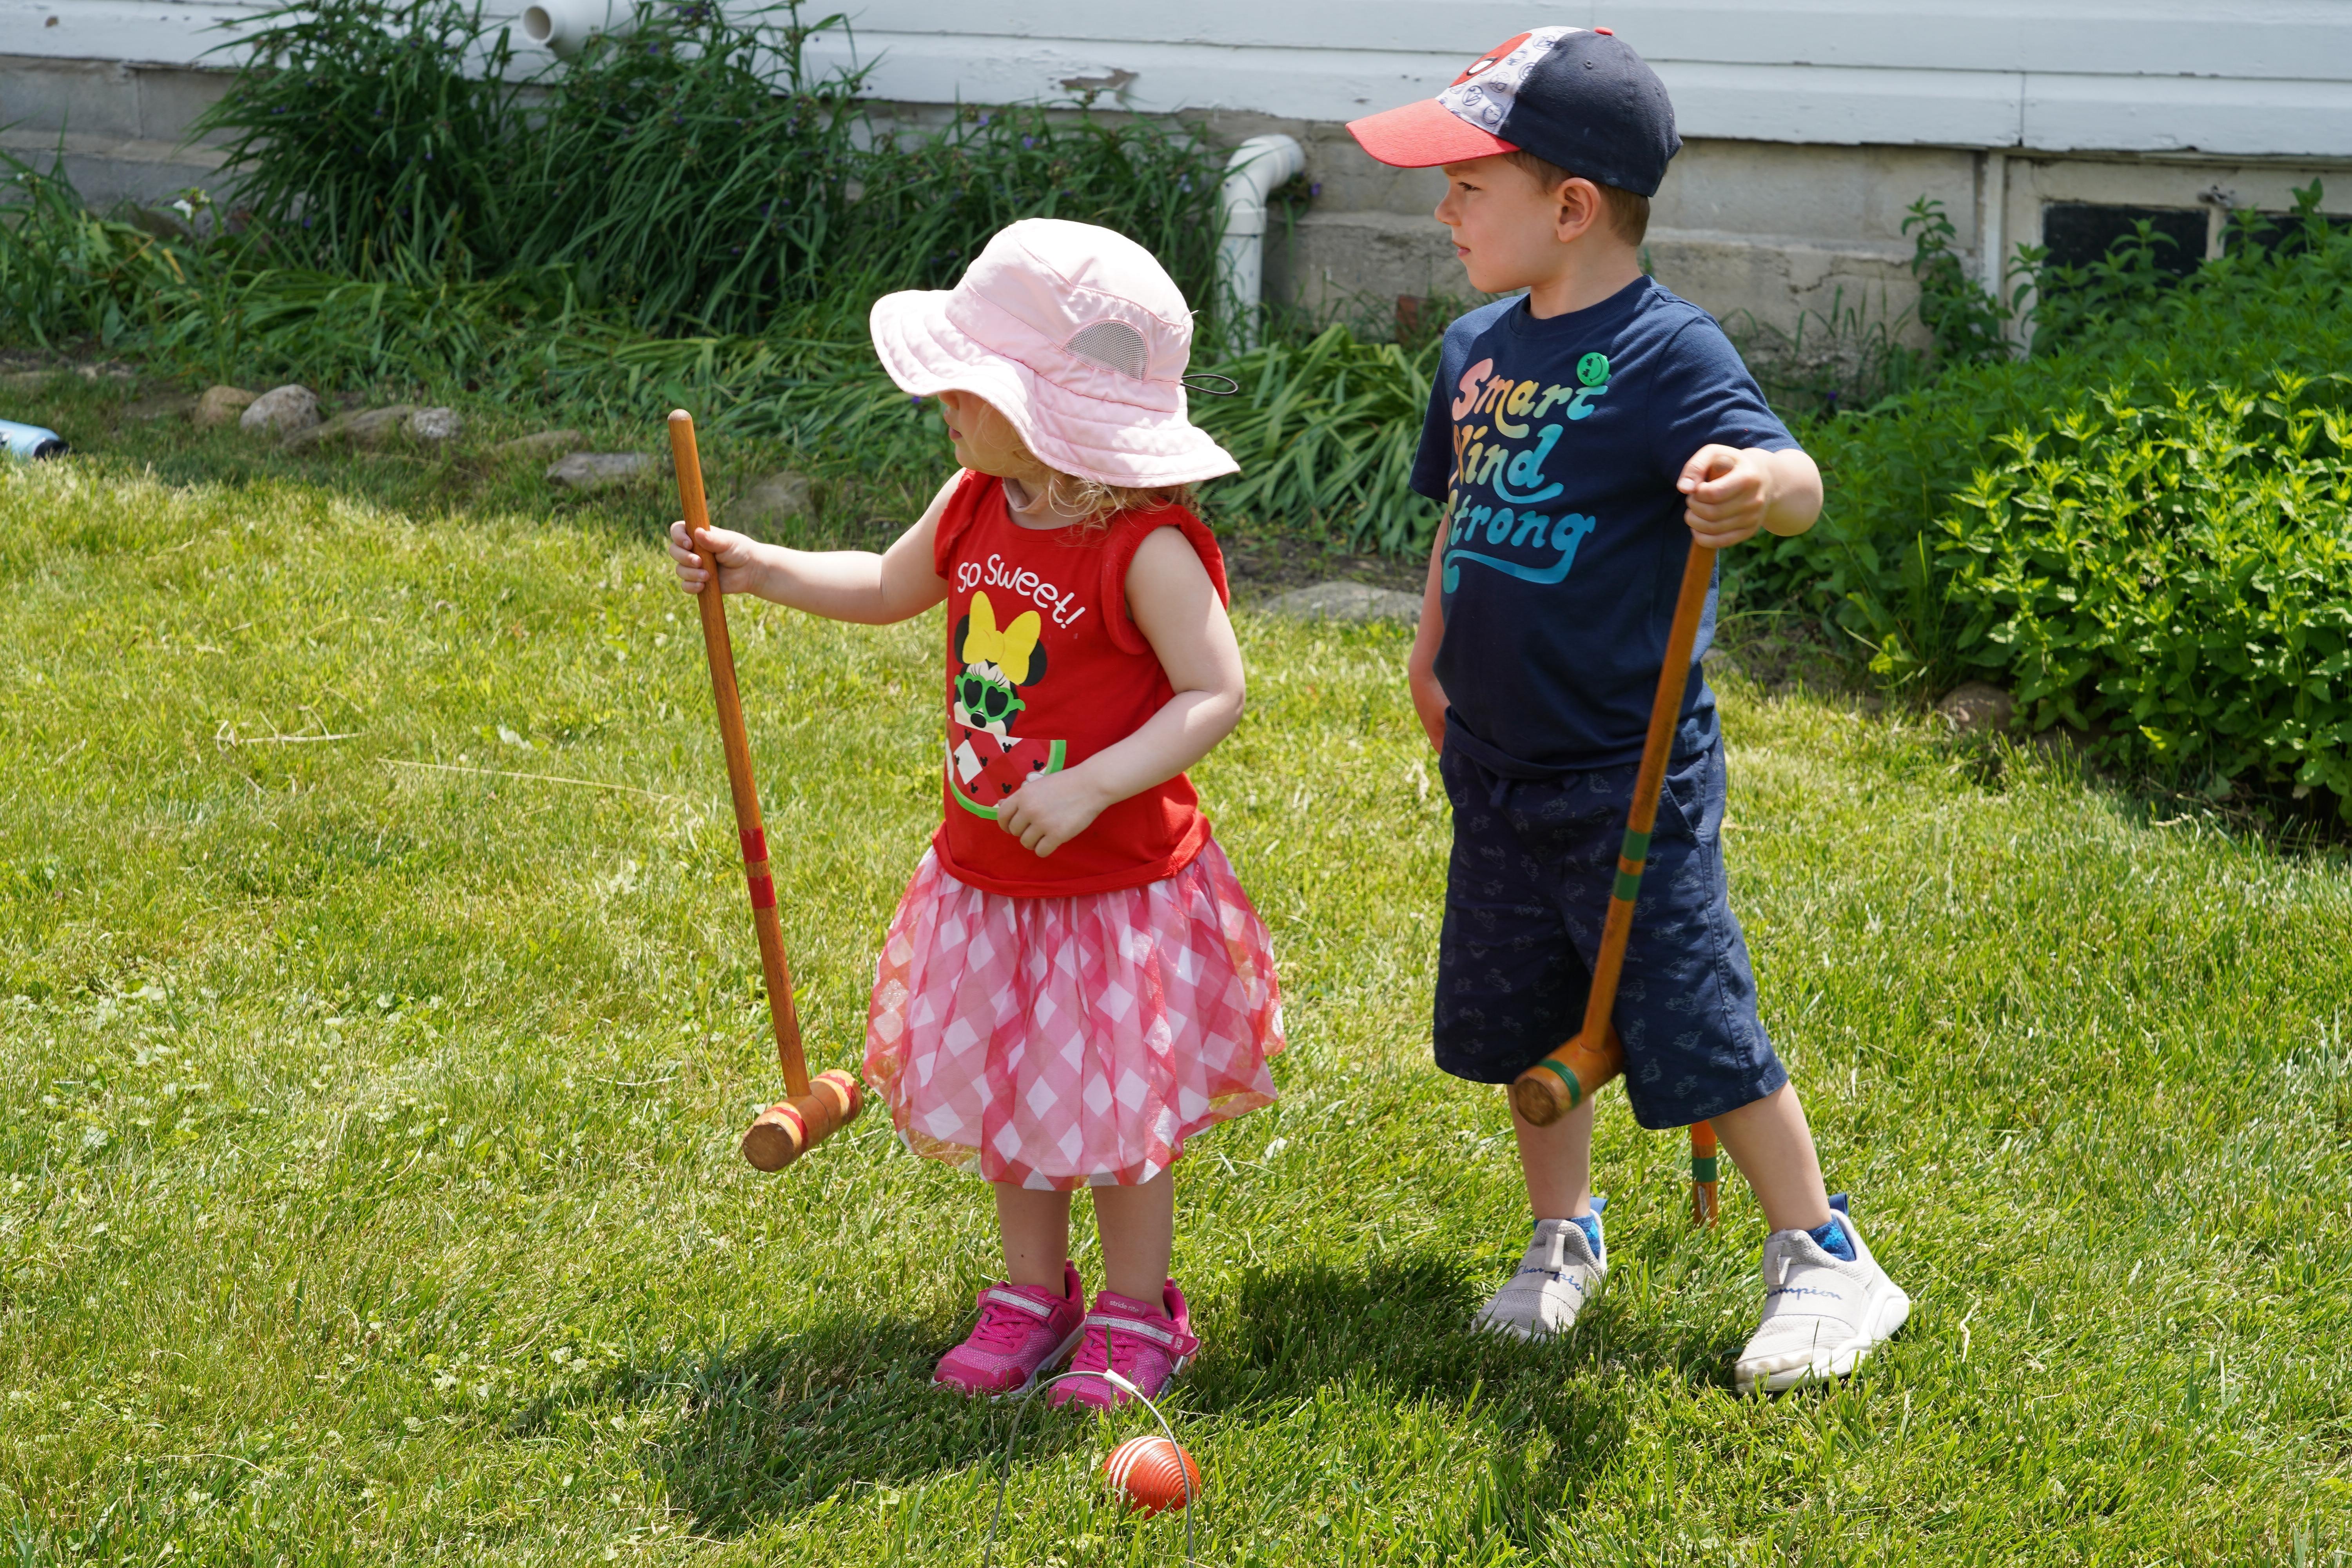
[740,1070,862,1171]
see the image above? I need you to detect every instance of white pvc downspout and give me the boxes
[521,0,633,59]
[1217,134,1306,350]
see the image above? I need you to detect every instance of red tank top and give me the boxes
[930,471,1229,897]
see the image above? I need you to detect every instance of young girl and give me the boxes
[668,219,1282,1410]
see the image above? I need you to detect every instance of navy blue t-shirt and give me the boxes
[1410,276,1796,773]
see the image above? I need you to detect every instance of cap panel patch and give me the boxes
[1450,31,1531,86]
[1437,27,1582,137]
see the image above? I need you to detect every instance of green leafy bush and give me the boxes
[1943,373,2352,804]
[1733,183,2352,812]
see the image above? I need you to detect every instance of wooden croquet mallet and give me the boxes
[1506,537,1724,1225]
[668,410,862,1172]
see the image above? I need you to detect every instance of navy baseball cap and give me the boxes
[1347,27,1681,197]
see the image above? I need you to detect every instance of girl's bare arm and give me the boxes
[993,526,1246,858]
[667,471,958,624]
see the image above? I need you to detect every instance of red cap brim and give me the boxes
[1345,97,1517,168]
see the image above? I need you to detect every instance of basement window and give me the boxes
[2039,204,2209,277]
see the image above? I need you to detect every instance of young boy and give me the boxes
[1348,28,1909,1391]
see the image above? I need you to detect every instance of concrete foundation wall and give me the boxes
[6,50,2349,365]
[0,55,229,208]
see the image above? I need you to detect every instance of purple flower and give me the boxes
[1310,181,1323,196]
[1021,135,1034,149]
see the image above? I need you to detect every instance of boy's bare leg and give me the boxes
[1512,1092,1597,1219]
[1089,1169,1176,1304]
[1479,1091,1605,1339]
[1719,1081,1911,1393]
[995,1183,1073,1290]
[1709,1082,1833,1234]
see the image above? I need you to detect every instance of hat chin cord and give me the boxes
[1216,135,1306,352]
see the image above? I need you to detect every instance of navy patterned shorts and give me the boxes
[1434,725,1786,1131]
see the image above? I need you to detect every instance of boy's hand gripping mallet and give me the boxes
[668,410,863,1172]
[1507,538,1722,1225]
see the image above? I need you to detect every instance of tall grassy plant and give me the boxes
[497,2,870,330]
[194,0,523,275]
[1193,326,1441,554]
[851,108,1224,321]
[0,152,194,349]
[189,0,1223,338]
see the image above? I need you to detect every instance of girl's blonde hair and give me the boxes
[1028,469,1195,532]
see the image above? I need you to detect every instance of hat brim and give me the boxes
[1346,97,1518,169]
[869,290,1239,490]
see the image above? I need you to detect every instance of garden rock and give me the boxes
[732,471,814,537]
[241,385,322,439]
[1934,681,2015,736]
[1262,581,1423,625]
[405,407,463,445]
[492,430,586,460]
[283,404,417,452]
[546,452,654,491]
[193,386,258,428]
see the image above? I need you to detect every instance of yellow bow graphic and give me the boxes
[964,591,1042,685]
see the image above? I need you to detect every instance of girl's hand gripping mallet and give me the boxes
[1507,539,1722,1225]
[669,410,863,1171]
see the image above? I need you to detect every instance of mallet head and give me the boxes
[1509,1030,1625,1129]
[741,1068,863,1171]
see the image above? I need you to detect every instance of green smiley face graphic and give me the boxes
[1577,352,1610,388]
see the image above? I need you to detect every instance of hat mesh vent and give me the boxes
[1065,320,1150,380]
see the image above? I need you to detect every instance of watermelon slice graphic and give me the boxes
[949,722,1066,819]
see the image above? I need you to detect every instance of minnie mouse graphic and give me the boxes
[948,590,1065,816]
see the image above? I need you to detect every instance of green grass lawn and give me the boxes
[4,446,2350,1566]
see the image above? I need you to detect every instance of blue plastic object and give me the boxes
[1,419,68,460]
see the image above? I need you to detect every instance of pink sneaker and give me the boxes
[934,1263,1085,1397]
[1046,1282,1199,1412]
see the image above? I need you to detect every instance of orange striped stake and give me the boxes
[669,410,863,1172]
[1690,1119,1720,1226]
[1509,540,1718,1132]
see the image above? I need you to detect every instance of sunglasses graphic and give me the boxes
[956,673,1025,723]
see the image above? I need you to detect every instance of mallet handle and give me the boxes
[1690,1118,1721,1226]
[670,410,811,1100]
[1514,540,1717,1124]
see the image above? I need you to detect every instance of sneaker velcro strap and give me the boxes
[1086,1312,1199,1355]
[978,1286,1054,1319]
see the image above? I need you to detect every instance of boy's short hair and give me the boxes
[1501,149,1650,246]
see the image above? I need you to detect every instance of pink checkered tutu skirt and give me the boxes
[864,838,1283,1190]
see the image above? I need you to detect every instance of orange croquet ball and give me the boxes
[1101,1435,1200,1517]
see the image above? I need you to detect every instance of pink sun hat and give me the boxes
[868,218,1238,489]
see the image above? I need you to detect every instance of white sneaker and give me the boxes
[1474,1203,1606,1341]
[1734,1200,1910,1393]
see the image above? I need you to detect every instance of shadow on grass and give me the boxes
[1189,1249,1747,1551]
[543,1312,1094,1537]
[532,1248,1741,1546]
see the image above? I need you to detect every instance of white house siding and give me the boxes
[812,2,2352,158]
[5,0,2351,337]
